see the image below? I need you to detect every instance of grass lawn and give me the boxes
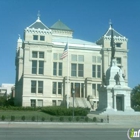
[0,110,94,122]
[0,110,52,121]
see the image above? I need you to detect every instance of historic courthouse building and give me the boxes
[15,15,128,109]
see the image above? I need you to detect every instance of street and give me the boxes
[0,127,129,140]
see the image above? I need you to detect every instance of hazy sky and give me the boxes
[0,0,140,88]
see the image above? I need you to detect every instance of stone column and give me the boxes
[64,76,70,108]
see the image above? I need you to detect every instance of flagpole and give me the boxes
[67,37,69,109]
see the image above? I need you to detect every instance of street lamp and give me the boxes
[72,89,75,120]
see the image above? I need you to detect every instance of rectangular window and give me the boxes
[52,100,56,106]
[97,65,101,78]
[58,63,62,76]
[32,60,37,74]
[53,53,58,60]
[97,56,101,63]
[33,35,38,40]
[71,55,77,61]
[78,64,83,77]
[116,43,121,47]
[53,62,57,75]
[38,100,43,107]
[92,65,96,77]
[39,61,44,74]
[31,81,36,93]
[92,56,96,63]
[116,57,121,64]
[52,82,57,94]
[31,99,36,107]
[39,52,44,58]
[58,100,62,106]
[92,84,96,97]
[78,55,84,62]
[38,81,43,93]
[32,51,38,58]
[71,64,77,76]
[58,82,62,94]
[40,36,45,41]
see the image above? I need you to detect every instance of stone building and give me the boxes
[15,16,128,109]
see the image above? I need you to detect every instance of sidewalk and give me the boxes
[0,122,140,128]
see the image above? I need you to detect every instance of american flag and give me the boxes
[60,43,68,59]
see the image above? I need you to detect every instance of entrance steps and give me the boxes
[88,111,140,123]
[69,97,91,108]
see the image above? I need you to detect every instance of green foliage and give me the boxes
[0,97,7,106]
[21,116,25,121]
[41,106,89,116]
[50,117,54,121]
[11,116,15,121]
[131,84,140,109]
[85,117,89,122]
[31,116,35,121]
[76,116,80,121]
[68,117,72,122]
[59,117,64,122]
[41,117,45,122]
[93,117,97,122]
[1,115,5,121]
[101,119,103,122]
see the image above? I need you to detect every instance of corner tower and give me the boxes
[96,23,128,85]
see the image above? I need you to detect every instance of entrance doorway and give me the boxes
[116,96,123,111]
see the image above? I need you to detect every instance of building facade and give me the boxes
[15,16,128,109]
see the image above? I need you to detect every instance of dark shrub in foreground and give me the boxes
[21,116,25,121]
[1,115,5,121]
[68,117,72,122]
[85,117,89,122]
[41,117,45,122]
[50,117,54,122]
[59,117,64,122]
[11,116,15,121]
[101,119,103,122]
[76,117,80,122]
[93,117,97,122]
[41,107,89,116]
[32,116,35,121]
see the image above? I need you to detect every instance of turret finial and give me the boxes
[109,19,112,29]
[37,11,41,22]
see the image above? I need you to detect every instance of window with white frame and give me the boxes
[71,64,84,77]
[38,100,43,107]
[32,51,44,75]
[31,99,36,107]
[52,82,62,95]
[92,65,101,78]
[31,80,43,94]
[53,62,62,76]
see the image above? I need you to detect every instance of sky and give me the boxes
[0,0,140,89]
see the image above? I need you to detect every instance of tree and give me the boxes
[0,96,7,106]
[131,84,140,108]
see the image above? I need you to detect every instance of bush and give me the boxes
[85,117,89,122]
[41,106,88,116]
[59,117,64,122]
[41,117,45,122]
[93,117,97,122]
[101,119,103,123]
[68,117,72,122]
[50,117,54,122]
[1,115,5,121]
[76,117,80,122]
[21,116,25,121]
[11,116,15,121]
[31,116,35,121]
